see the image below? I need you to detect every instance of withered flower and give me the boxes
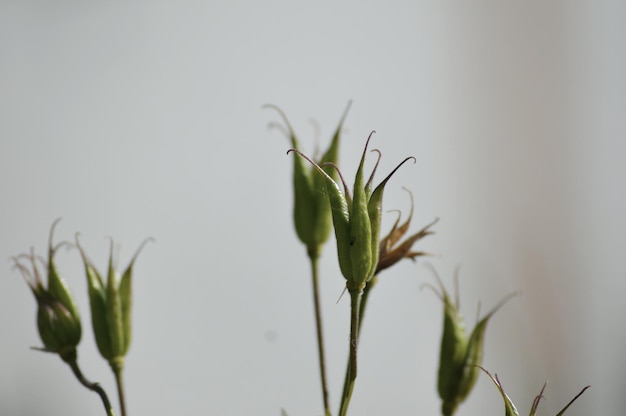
[376,189,437,275]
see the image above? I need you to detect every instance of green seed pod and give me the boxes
[479,367,589,416]
[288,132,415,287]
[289,133,414,386]
[13,219,82,362]
[35,297,81,362]
[76,235,152,363]
[426,267,515,416]
[265,102,351,258]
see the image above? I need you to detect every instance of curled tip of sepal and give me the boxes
[321,161,351,201]
[481,291,519,322]
[479,366,589,416]
[105,236,116,268]
[336,100,352,131]
[365,149,382,189]
[287,148,334,182]
[46,219,73,262]
[375,155,417,192]
[267,121,290,139]
[11,251,37,292]
[74,233,92,265]
[128,237,155,268]
[356,130,376,164]
[555,385,590,416]
[477,367,520,416]
[263,104,293,130]
[530,382,548,415]
[48,218,62,251]
[263,104,297,145]
[420,263,457,308]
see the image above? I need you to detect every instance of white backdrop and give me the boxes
[1,1,624,415]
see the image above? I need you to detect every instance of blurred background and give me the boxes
[1,1,624,415]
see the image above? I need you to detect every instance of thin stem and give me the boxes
[307,248,331,416]
[348,288,360,382]
[338,286,362,416]
[110,358,127,416]
[338,277,376,416]
[357,277,377,337]
[65,357,116,416]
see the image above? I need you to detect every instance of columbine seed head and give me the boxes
[423,266,516,416]
[76,235,152,370]
[265,102,351,259]
[289,131,415,292]
[13,219,82,363]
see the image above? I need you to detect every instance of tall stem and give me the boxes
[65,357,116,416]
[338,277,375,416]
[339,285,363,416]
[110,358,127,416]
[307,248,331,416]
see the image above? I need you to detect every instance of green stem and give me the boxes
[348,288,360,382]
[338,285,363,416]
[110,358,127,416]
[338,277,376,416]
[357,276,377,336]
[65,356,115,416]
[307,248,331,416]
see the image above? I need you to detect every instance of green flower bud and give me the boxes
[289,132,415,290]
[76,235,152,367]
[425,267,516,416]
[13,219,81,363]
[478,367,589,416]
[265,102,351,259]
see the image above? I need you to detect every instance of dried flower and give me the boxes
[376,189,437,274]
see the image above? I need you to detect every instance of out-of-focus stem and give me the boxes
[65,357,115,416]
[338,285,363,416]
[110,358,127,416]
[307,247,331,416]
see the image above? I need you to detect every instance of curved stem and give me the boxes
[307,248,331,416]
[66,358,115,416]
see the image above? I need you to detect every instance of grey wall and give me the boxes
[1,1,624,415]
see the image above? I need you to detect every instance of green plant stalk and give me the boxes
[110,358,127,416]
[65,357,115,416]
[307,248,331,416]
[338,276,377,416]
[339,286,363,416]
